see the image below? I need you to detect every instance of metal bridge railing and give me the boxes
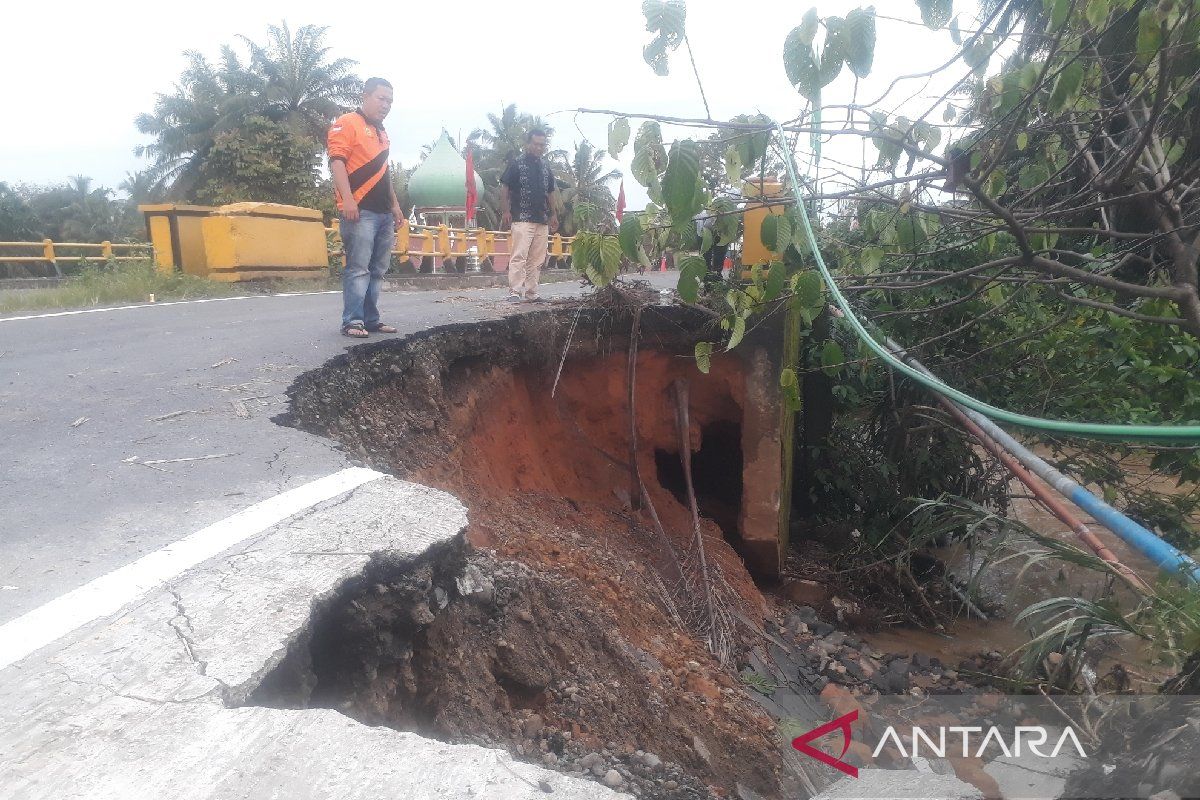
[325,220,574,265]
[0,240,153,277]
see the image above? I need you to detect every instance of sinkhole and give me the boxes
[266,299,804,799]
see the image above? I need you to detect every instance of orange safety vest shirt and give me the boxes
[327,110,392,213]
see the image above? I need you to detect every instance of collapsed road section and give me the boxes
[0,477,622,800]
[275,293,819,798]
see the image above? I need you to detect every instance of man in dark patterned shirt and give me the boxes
[500,129,559,303]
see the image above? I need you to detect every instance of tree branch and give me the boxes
[1051,291,1188,327]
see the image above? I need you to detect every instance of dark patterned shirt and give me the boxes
[500,154,556,225]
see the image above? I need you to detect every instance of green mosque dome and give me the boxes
[408,131,485,210]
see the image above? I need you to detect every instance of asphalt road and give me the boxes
[0,274,676,625]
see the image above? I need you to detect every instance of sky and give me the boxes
[0,0,977,209]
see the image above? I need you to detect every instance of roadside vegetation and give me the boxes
[558,0,1200,706]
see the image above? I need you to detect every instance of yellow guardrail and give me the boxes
[0,220,574,280]
[0,240,154,277]
[326,220,574,262]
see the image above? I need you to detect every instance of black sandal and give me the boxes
[341,322,369,338]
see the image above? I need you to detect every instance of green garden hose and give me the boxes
[774,122,1200,442]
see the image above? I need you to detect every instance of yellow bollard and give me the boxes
[742,177,788,271]
[437,224,450,258]
[396,219,410,255]
[42,238,61,277]
[101,241,113,260]
[550,234,564,257]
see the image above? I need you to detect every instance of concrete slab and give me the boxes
[0,477,618,799]
[983,751,1085,800]
[813,770,984,799]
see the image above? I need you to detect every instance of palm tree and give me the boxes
[115,170,163,240]
[59,176,120,242]
[467,104,556,175]
[135,23,360,201]
[551,142,621,235]
[134,47,255,198]
[0,182,37,241]
[239,22,361,142]
[119,170,161,205]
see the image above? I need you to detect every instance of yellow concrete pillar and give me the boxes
[741,177,788,268]
[101,241,113,260]
[550,234,564,257]
[198,203,327,281]
[437,224,450,257]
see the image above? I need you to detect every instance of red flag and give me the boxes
[465,149,478,224]
[615,180,626,223]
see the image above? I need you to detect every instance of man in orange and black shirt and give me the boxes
[328,77,403,338]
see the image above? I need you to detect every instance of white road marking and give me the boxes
[0,291,340,323]
[0,467,385,670]
[0,276,608,323]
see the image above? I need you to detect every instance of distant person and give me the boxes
[328,77,404,338]
[500,129,559,303]
[694,211,727,274]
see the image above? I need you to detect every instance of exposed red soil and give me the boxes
[413,350,764,619]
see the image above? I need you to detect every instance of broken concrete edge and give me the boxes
[276,303,794,575]
[0,476,622,799]
[0,467,387,674]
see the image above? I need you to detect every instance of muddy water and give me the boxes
[862,454,1197,688]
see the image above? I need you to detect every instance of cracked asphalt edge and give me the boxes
[0,476,621,800]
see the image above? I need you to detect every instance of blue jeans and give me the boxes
[340,210,395,330]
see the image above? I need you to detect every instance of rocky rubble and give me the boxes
[253,545,790,799]
[469,713,718,800]
[740,604,986,709]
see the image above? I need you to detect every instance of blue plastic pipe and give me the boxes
[882,334,1200,585]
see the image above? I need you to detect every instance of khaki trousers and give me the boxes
[508,221,548,298]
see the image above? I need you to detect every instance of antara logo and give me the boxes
[791,710,859,778]
[791,711,1088,779]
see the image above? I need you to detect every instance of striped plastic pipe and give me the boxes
[880,335,1200,585]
